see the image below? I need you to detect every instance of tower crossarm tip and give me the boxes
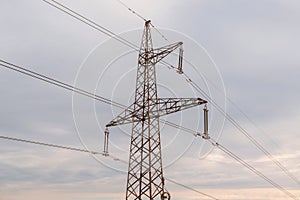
[153,97,207,118]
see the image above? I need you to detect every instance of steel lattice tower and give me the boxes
[105,20,207,200]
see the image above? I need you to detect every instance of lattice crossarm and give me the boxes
[139,42,182,65]
[106,104,141,127]
[152,97,207,118]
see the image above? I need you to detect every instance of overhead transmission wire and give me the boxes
[2,132,297,200]
[136,13,300,185]
[166,178,219,200]
[0,58,297,199]
[208,138,299,200]
[22,0,299,196]
[225,100,300,185]
[115,0,147,22]
[39,0,208,138]
[0,59,298,200]
[1,59,298,200]
[114,0,300,185]
[183,72,300,186]
[42,0,139,51]
[115,0,170,42]
[36,0,300,196]
[0,59,125,109]
[164,118,299,199]
[0,59,201,139]
[0,135,219,200]
[0,135,105,155]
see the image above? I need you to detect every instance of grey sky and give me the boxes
[1,0,300,200]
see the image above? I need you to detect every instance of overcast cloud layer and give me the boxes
[1,0,300,200]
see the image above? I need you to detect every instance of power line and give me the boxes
[42,0,181,88]
[225,98,300,185]
[166,178,219,200]
[115,0,170,42]
[0,56,296,198]
[39,0,206,138]
[209,139,299,200]
[43,0,169,56]
[157,54,300,186]
[115,0,147,22]
[3,133,296,200]
[15,0,300,188]
[10,0,299,194]
[185,74,300,186]
[161,119,203,137]
[0,59,125,109]
[0,59,204,139]
[2,58,297,199]
[0,135,104,155]
[181,61,292,179]
[159,55,300,186]
[164,46,300,185]
[166,114,299,199]
[159,51,300,185]
[0,58,205,140]
[42,0,139,51]
[0,134,219,200]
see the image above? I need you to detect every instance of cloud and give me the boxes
[1,0,300,200]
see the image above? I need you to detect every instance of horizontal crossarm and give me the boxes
[153,97,207,117]
[105,103,137,127]
[106,98,206,127]
[139,42,183,65]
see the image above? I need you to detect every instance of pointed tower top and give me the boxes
[145,20,151,26]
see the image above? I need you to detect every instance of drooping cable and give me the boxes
[3,133,297,200]
[12,0,300,186]
[2,58,297,199]
[225,98,300,185]
[186,75,300,186]
[115,0,147,22]
[0,59,202,138]
[209,139,298,200]
[115,0,169,42]
[39,0,208,139]
[42,0,139,51]
[159,60,300,186]
[166,178,219,200]
[12,0,300,187]
[159,57,300,186]
[161,119,202,137]
[0,59,125,109]
[14,0,300,190]
[0,134,220,200]
[0,135,105,156]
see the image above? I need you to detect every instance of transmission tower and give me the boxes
[105,20,208,200]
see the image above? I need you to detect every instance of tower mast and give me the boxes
[106,20,207,200]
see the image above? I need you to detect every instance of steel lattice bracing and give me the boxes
[106,98,206,127]
[127,20,163,200]
[106,20,207,200]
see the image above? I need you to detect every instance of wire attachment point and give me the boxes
[177,44,184,74]
[103,127,109,156]
[202,104,210,140]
